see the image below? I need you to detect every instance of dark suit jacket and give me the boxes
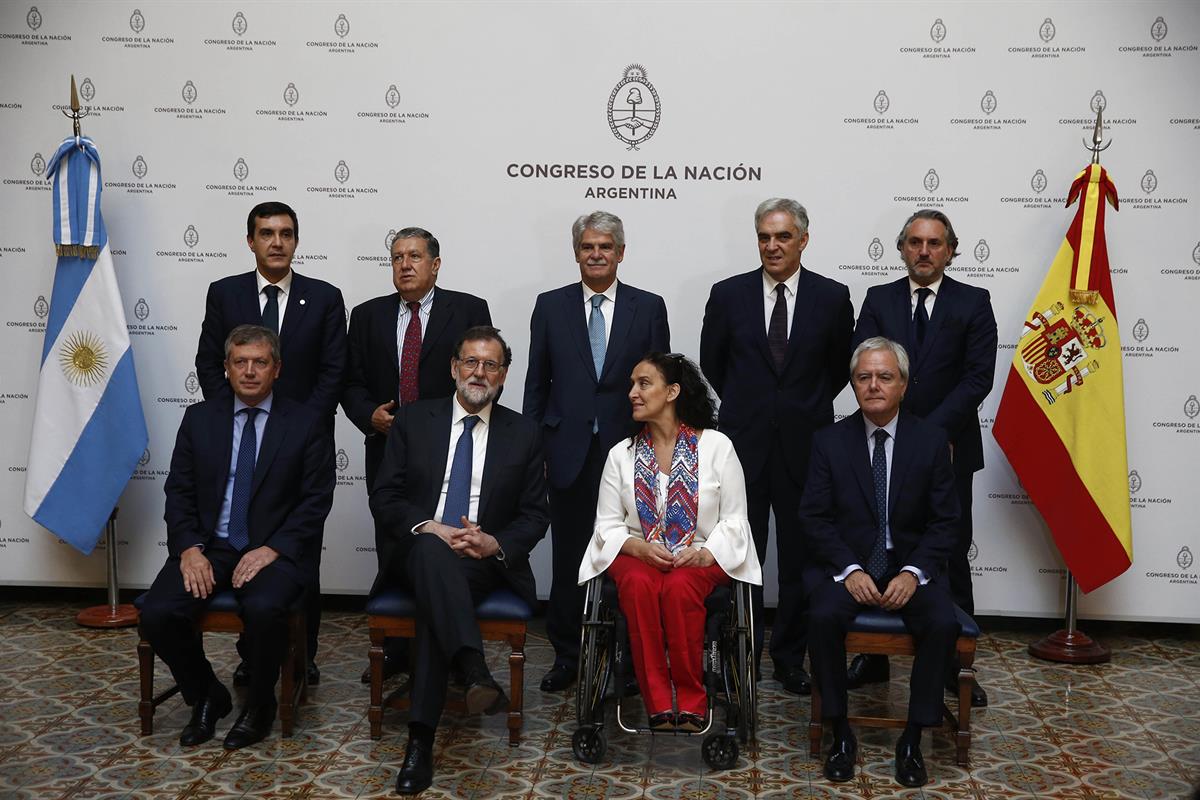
[798,411,959,595]
[163,394,335,584]
[342,288,491,490]
[523,281,670,489]
[852,275,998,475]
[699,267,853,484]
[195,270,348,422]
[368,398,550,604]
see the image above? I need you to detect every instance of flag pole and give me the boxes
[55,76,137,629]
[1027,108,1116,664]
[1028,573,1110,663]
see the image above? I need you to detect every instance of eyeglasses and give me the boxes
[456,356,505,374]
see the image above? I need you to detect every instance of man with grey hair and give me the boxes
[849,208,997,707]
[525,210,670,691]
[700,197,853,695]
[801,336,960,788]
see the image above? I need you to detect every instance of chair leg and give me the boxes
[369,627,386,740]
[507,630,525,746]
[955,643,975,766]
[808,677,823,758]
[137,634,155,736]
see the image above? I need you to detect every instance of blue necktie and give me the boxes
[588,295,606,379]
[227,407,262,551]
[866,429,890,581]
[261,285,280,334]
[441,415,480,526]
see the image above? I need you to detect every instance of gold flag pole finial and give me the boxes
[63,74,88,139]
[1084,107,1110,164]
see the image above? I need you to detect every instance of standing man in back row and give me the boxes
[700,198,854,695]
[195,201,347,686]
[524,211,670,692]
[849,209,997,707]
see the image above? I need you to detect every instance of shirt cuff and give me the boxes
[901,565,929,585]
[833,564,863,583]
[412,519,436,535]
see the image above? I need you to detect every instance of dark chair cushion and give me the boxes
[367,587,532,621]
[848,605,979,639]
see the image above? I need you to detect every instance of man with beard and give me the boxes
[370,326,549,795]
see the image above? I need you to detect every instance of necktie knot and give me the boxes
[873,428,888,446]
[915,287,932,304]
[263,285,279,299]
[462,414,480,432]
[407,300,420,314]
[591,295,604,310]
[775,284,787,299]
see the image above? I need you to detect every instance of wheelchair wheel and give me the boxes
[572,725,607,764]
[702,733,739,770]
[576,580,612,726]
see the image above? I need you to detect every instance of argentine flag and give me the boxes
[24,137,148,554]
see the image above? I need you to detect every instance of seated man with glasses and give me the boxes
[370,325,550,795]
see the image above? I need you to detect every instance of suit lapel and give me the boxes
[601,284,635,381]
[886,279,915,362]
[240,272,262,329]
[846,412,879,525]
[420,288,452,363]
[782,268,817,373]
[743,270,773,372]
[565,284,597,382]
[249,400,286,499]
[278,272,309,344]
[380,294,401,375]
[918,276,953,366]
[888,413,917,518]
[426,400,453,512]
[478,406,507,520]
[211,398,236,501]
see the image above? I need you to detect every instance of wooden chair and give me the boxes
[135,590,308,737]
[808,606,980,766]
[366,587,531,745]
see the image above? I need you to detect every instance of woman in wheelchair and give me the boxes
[578,352,761,732]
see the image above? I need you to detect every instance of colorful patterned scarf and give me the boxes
[633,424,700,554]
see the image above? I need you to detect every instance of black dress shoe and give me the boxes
[222,702,276,750]
[395,737,434,795]
[539,663,575,692]
[306,661,320,686]
[773,665,812,696]
[464,675,508,715]
[945,675,988,707]
[823,730,857,782]
[895,737,928,787]
[232,660,251,688]
[846,654,890,689]
[180,684,232,746]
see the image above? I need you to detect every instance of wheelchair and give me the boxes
[572,574,757,770]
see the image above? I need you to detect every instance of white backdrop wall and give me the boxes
[1,1,1197,622]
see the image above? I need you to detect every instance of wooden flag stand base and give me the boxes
[76,509,139,629]
[1028,573,1110,664]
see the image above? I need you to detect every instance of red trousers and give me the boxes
[607,554,730,716]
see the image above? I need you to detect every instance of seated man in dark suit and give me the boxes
[139,324,334,750]
[370,325,549,795]
[800,337,961,788]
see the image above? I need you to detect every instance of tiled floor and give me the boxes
[1,599,1198,799]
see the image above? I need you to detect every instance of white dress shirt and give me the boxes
[833,412,928,585]
[256,269,293,328]
[908,274,943,320]
[578,430,762,585]
[417,395,492,530]
[762,267,800,338]
[396,286,435,369]
[582,281,617,343]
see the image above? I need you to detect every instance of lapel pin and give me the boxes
[299,298,306,305]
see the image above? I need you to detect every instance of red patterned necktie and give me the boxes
[399,301,421,405]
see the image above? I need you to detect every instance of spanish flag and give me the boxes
[993,162,1132,592]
